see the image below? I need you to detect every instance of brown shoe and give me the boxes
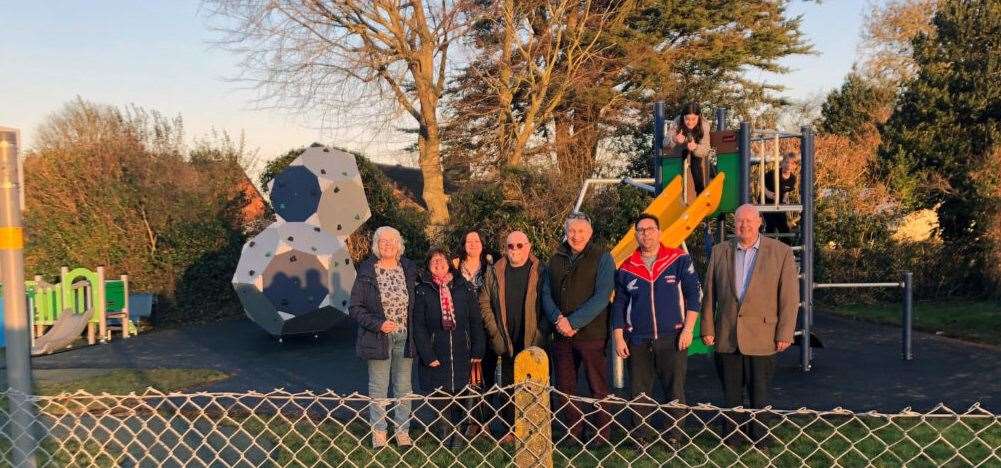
[464,423,482,439]
[372,430,388,449]
[498,433,516,445]
[395,432,413,447]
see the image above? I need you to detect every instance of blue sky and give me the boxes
[0,0,867,168]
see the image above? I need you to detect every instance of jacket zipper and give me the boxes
[448,331,455,390]
[646,262,658,340]
[447,282,456,391]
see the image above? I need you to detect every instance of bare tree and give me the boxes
[859,0,938,85]
[205,0,474,228]
[445,0,619,172]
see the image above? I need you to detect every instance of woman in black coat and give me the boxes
[412,248,485,449]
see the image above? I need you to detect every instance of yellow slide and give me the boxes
[611,173,725,266]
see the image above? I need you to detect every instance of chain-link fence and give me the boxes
[1,381,999,467]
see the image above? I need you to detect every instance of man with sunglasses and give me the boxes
[541,211,615,447]
[612,213,702,448]
[479,230,545,444]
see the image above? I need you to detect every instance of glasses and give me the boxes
[566,211,590,223]
[636,227,659,234]
[507,243,527,250]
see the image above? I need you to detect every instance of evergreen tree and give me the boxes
[878,0,1001,288]
[817,71,895,137]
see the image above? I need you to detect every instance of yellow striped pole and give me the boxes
[1,127,37,467]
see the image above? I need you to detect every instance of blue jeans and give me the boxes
[367,330,413,433]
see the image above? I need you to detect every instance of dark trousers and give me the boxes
[552,338,612,441]
[431,388,468,442]
[470,348,497,427]
[763,212,791,234]
[689,154,708,194]
[628,334,688,440]
[472,349,516,435]
[715,351,776,442]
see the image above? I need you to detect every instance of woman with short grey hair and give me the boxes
[349,226,418,449]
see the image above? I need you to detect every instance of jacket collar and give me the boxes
[494,254,539,273]
[622,243,684,281]
[357,256,415,279]
[555,240,594,260]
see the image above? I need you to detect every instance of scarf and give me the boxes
[433,272,456,331]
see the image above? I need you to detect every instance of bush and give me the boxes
[442,167,568,261]
[24,99,257,325]
[442,167,654,264]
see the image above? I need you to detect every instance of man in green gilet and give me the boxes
[541,212,615,447]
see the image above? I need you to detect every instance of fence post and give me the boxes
[902,271,913,361]
[513,346,552,468]
[1,127,38,467]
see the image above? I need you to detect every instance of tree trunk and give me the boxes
[410,27,450,233]
[418,126,450,232]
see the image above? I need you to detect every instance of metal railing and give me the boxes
[815,272,915,361]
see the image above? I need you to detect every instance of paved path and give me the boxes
[25,312,1001,412]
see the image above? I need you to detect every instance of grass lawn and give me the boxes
[35,368,231,395]
[824,300,1001,347]
[174,413,1001,467]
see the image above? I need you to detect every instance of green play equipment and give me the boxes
[0,266,136,354]
[659,130,741,216]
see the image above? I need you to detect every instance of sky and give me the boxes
[0,0,868,171]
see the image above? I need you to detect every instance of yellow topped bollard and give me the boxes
[513,346,552,468]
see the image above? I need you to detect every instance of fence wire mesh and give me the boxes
[1,384,998,467]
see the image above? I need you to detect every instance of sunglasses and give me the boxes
[566,211,590,222]
[507,243,527,250]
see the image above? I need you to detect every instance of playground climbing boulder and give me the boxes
[233,223,355,337]
[267,145,371,234]
[234,144,370,339]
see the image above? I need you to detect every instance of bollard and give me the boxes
[902,271,913,361]
[513,346,552,468]
[1,127,38,467]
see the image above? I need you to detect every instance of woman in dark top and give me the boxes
[451,230,493,292]
[450,230,496,439]
[413,248,485,449]
[665,102,713,194]
[763,152,801,234]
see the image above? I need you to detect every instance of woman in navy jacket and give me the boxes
[348,226,419,449]
[412,248,485,449]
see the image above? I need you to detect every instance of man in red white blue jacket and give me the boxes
[612,213,702,445]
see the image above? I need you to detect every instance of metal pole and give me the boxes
[713,108,727,248]
[799,126,815,372]
[738,122,751,205]
[1,128,37,467]
[653,102,665,193]
[902,271,913,361]
[715,108,727,132]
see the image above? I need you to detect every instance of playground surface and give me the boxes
[19,311,1001,413]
